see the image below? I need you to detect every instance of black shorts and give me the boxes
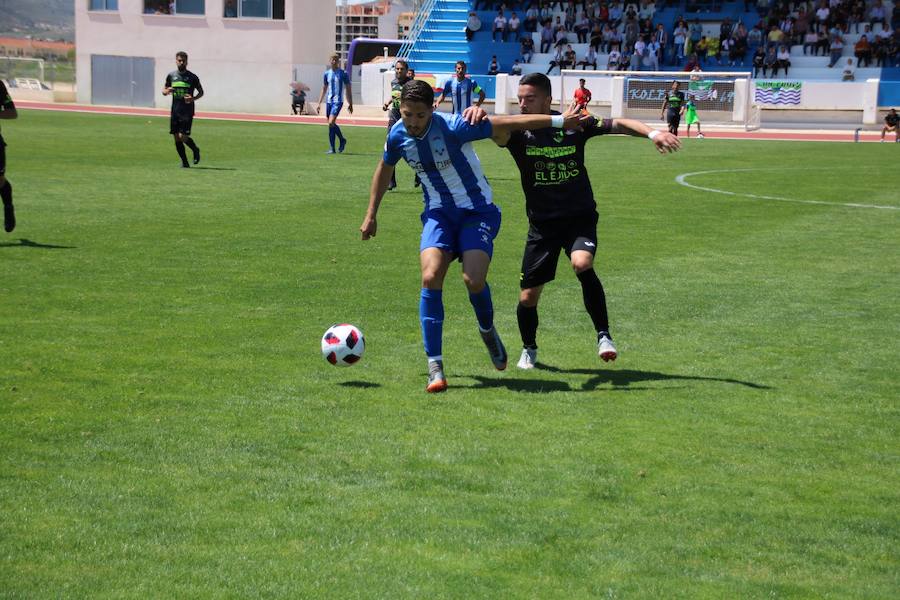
[0,134,6,176]
[520,212,599,289]
[170,113,193,135]
[667,109,681,128]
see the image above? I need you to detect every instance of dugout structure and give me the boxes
[558,70,760,130]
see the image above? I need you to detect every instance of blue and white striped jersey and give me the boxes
[383,112,494,211]
[323,68,350,104]
[441,76,482,114]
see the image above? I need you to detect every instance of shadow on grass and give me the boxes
[192,166,237,171]
[339,381,381,389]
[536,364,771,391]
[0,238,76,249]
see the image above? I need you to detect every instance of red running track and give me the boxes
[14,100,891,142]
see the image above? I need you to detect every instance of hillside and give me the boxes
[0,0,74,41]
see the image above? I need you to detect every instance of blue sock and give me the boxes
[334,124,345,142]
[328,126,336,150]
[420,288,444,360]
[468,284,494,331]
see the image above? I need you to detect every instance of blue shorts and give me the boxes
[325,102,343,117]
[420,205,502,258]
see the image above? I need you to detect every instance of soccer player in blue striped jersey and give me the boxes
[315,53,353,154]
[434,61,485,114]
[360,80,584,392]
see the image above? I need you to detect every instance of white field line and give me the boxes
[674,168,900,211]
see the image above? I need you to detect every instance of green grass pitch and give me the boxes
[0,110,898,597]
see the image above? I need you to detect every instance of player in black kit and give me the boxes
[464,73,681,368]
[163,51,204,168]
[660,80,685,136]
[0,79,17,232]
[881,108,899,142]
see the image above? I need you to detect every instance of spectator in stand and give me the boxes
[653,23,668,64]
[720,17,734,43]
[511,59,523,75]
[508,12,521,40]
[540,20,554,54]
[767,24,785,49]
[579,44,599,69]
[684,52,701,72]
[752,45,766,77]
[521,35,535,63]
[488,55,501,75]
[493,10,508,42]
[564,44,577,69]
[828,35,844,67]
[848,0,865,34]
[815,2,830,34]
[554,25,570,49]
[689,18,703,50]
[620,44,633,70]
[591,23,606,52]
[640,0,655,21]
[733,34,749,66]
[764,45,778,76]
[540,2,553,23]
[748,23,763,48]
[629,42,642,70]
[775,44,791,75]
[607,44,622,69]
[706,35,721,66]
[624,14,639,48]
[609,2,623,29]
[779,16,794,46]
[869,1,888,31]
[841,57,856,80]
[673,22,687,64]
[803,29,819,54]
[546,45,566,74]
[575,12,591,43]
[695,36,709,65]
[646,38,661,69]
[795,6,810,40]
[721,36,734,66]
[524,3,540,33]
[855,34,873,66]
[466,11,482,42]
[757,0,771,19]
[816,29,831,55]
[634,36,647,68]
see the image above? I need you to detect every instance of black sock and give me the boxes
[0,180,11,206]
[184,138,199,152]
[576,268,609,334]
[517,302,539,348]
[175,141,189,164]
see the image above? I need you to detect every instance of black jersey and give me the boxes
[0,80,13,134]
[388,76,410,119]
[665,90,685,112]
[164,69,202,118]
[886,112,899,127]
[503,113,612,224]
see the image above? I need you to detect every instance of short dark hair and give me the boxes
[401,79,434,106]
[176,51,188,60]
[455,60,467,68]
[518,72,552,96]
[395,59,408,69]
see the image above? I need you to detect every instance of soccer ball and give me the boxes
[321,324,365,367]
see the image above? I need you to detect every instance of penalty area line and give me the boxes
[675,169,900,211]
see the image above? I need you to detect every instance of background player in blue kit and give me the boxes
[162,51,203,168]
[315,53,353,154]
[360,80,584,392]
[434,61,485,114]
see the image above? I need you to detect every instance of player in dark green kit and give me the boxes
[465,73,681,368]
[660,80,685,136]
[163,51,204,168]
[0,79,17,232]
[382,59,411,190]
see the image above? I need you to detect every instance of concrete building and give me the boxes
[75,0,335,113]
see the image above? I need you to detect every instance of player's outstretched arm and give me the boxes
[609,118,682,154]
[489,104,587,144]
[316,84,327,111]
[360,159,395,240]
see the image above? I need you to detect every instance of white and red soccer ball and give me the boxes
[321,324,365,367]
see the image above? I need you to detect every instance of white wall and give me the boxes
[76,0,334,114]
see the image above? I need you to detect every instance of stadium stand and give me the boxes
[406,0,897,82]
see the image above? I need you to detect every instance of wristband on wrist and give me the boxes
[648,130,661,140]
[551,114,565,128]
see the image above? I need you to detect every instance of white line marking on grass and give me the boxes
[675,169,900,211]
